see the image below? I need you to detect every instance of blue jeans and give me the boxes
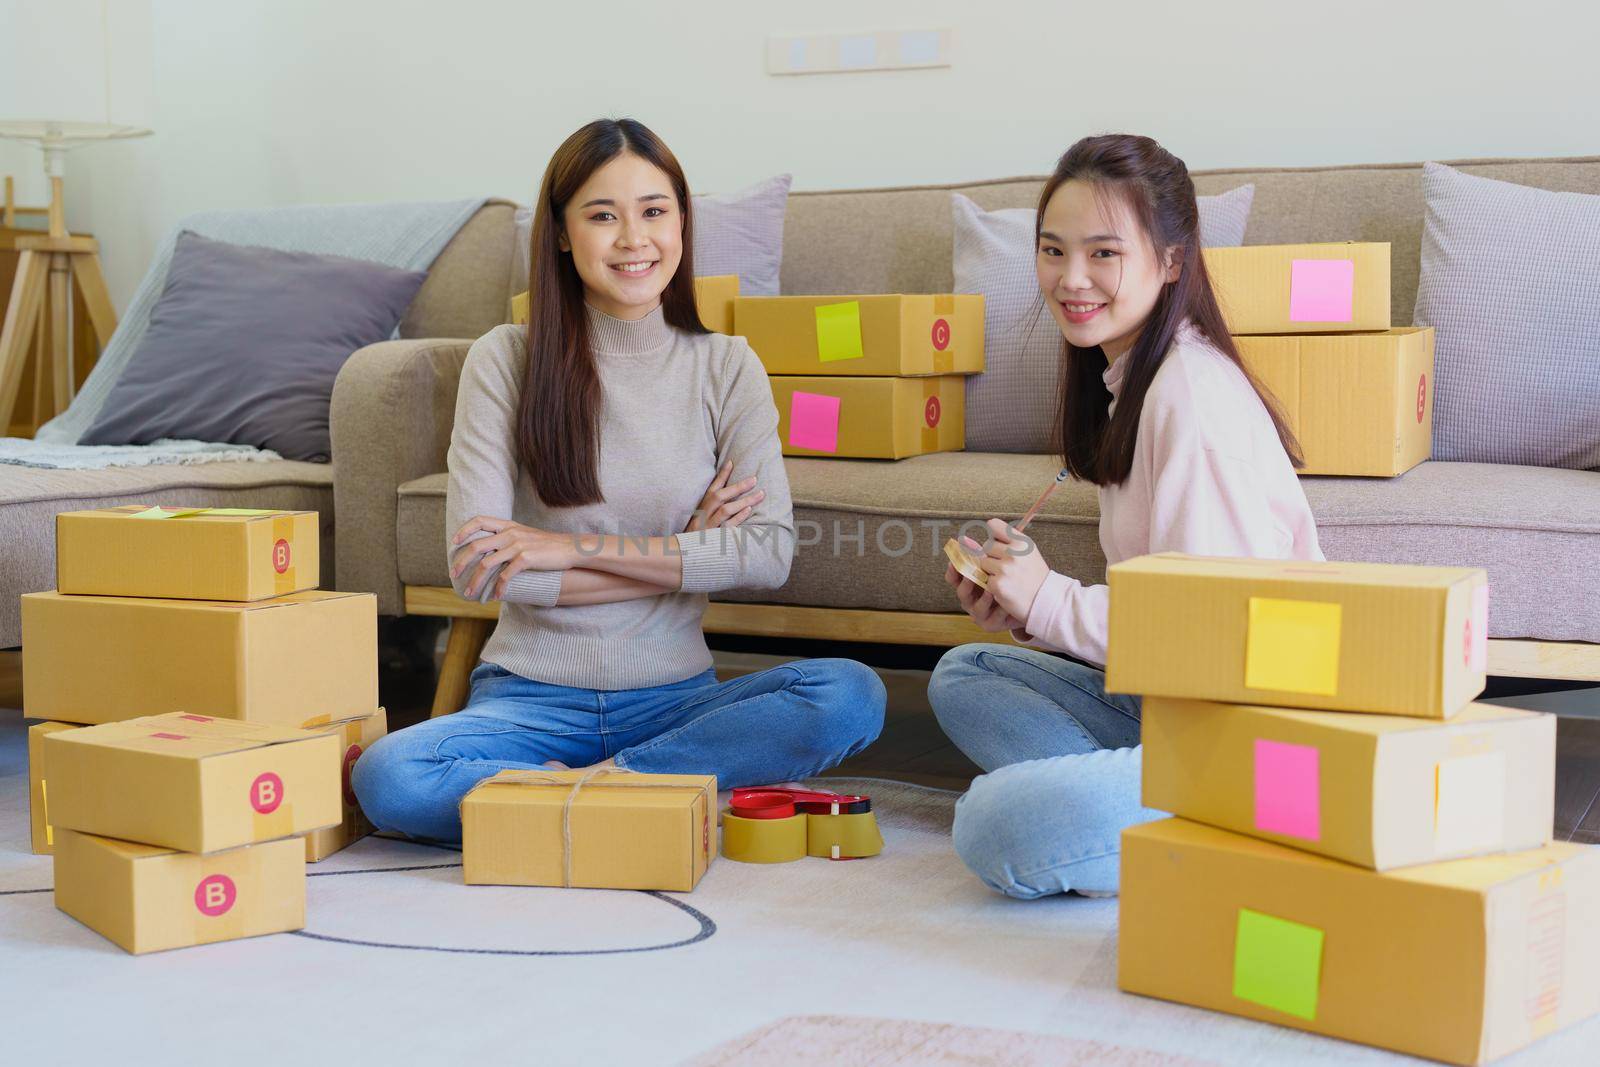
[353,658,886,843]
[928,643,1165,899]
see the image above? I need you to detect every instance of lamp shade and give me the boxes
[0,0,153,139]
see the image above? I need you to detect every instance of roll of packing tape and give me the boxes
[721,810,807,863]
[806,812,884,860]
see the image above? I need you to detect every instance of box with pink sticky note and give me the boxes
[1202,242,1390,335]
[769,374,965,459]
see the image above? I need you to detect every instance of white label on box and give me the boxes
[1434,751,1507,856]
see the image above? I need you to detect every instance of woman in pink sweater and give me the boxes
[928,134,1324,898]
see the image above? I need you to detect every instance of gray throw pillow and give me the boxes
[955,184,1255,453]
[81,231,426,462]
[1414,162,1600,469]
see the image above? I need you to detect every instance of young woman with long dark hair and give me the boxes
[354,118,885,842]
[928,134,1323,897]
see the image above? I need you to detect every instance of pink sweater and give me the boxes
[1017,327,1324,665]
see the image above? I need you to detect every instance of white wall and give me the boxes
[10,0,1597,312]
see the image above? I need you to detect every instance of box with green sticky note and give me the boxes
[1105,553,1488,719]
[1141,697,1554,870]
[55,505,320,601]
[1119,818,1600,1065]
[733,294,985,377]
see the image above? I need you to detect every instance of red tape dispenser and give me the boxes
[721,787,883,863]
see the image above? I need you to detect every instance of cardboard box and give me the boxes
[1203,242,1390,334]
[27,721,79,855]
[1142,698,1553,869]
[1120,819,1600,1065]
[21,589,377,726]
[1105,554,1487,718]
[734,294,985,376]
[1238,328,1434,477]
[43,712,341,853]
[54,829,305,954]
[770,375,964,459]
[304,708,388,862]
[511,273,740,334]
[462,769,717,891]
[56,505,319,601]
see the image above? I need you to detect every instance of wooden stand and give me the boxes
[0,175,118,434]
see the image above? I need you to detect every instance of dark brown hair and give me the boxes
[1040,134,1302,486]
[517,117,708,507]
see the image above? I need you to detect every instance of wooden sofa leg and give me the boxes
[431,616,491,718]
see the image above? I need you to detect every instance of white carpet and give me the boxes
[1,709,1593,1066]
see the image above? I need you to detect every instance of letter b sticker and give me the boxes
[251,772,284,814]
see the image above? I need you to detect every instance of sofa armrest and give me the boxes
[331,337,473,614]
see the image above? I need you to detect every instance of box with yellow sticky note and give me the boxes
[1119,818,1600,1066]
[303,708,388,862]
[512,274,740,334]
[1141,697,1554,870]
[21,588,377,726]
[1202,242,1391,335]
[1105,554,1488,719]
[41,711,342,853]
[734,294,985,376]
[770,374,965,458]
[55,505,320,601]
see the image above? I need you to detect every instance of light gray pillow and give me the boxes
[80,231,427,462]
[1414,162,1600,469]
[511,173,793,299]
[955,184,1255,453]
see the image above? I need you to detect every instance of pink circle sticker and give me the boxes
[931,318,951,351]
[924,396,941,428]
[342,744,363,806]
[195,874,237,917]
[273,538,292,574]
[251,772,284,814]
[1417,373,1427,424]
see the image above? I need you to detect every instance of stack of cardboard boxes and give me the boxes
[734,292,985,459]
[1205,242,1434,477]
[22,505,387,952]
[1108,554,1599,1064]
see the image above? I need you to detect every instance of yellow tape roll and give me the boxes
[806,812,884,860]
[721,811,807,864]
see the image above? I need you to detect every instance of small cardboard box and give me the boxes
[54,829,305,955]
[734,294,985,376]
[43,712,341,853]
[1203,242,1390,335]
[1238,328,1434,477]
[511,274,740,334]
[1105,554,1487,718]
[56,506,319,601]
[21,589,377,726]
[1142,698,1554,869]
[304,708,388,862]
[28,721,79,855]
[462,769,717,891]
[770,375,965,458]
[1120,818,1600,1065]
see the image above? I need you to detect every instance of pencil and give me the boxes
[1014,468,1070,533]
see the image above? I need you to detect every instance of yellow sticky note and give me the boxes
[1244,597,1341,696]
[814,301,864,363]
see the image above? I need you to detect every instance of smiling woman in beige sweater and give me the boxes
[353,118,885,843]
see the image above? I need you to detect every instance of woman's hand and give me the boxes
[945,540,1025,633]
[684,461,764,532]
[450,516,577,600]
[973,518,1050,625]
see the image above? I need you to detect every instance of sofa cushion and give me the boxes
[0,460,334,648]
[394,456,1600,645]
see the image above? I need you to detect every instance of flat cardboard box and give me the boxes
[56,505,319,601]
[43,712,341,853]
[54,829,305,955]
[1105,554,1487,718]
[21,589,377,726]
[1203,242,1390,334]
[770,375,965,459]
[734,294,985,376]
[27,721,79,855]
[462,769,717,891]
[1238,328,1434,477]
[1120,819,1600,1065]
[511,273,740,334]
[304,708,388,862]
[1142,698,1554,869]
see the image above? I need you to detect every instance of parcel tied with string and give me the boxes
[460,769,717,891]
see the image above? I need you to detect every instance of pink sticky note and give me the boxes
[1469,585,1489,673]
[1288,259,1355,323]
[788,391,841,453]
[1254,739,1320,840]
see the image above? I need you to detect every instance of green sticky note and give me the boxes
[814,301,864,363]
[1233,907,1324,1021]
